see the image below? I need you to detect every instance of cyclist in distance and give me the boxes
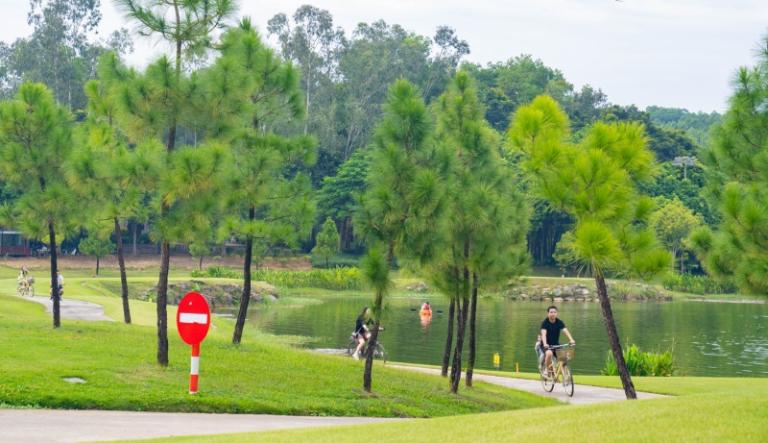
[352,307,373,360]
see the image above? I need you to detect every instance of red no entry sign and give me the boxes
[176,291,210,345]
[176,291,210,394]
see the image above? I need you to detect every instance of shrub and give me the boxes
[191,266,363,291]
[662,273,737,294]
[602,344,674,376]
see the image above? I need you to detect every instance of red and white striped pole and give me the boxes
[176,291,210,395]
[189,343,200,394]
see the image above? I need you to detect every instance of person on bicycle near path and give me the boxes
[50,271,64,301]
[538,305,575,375]
[352,307,373,360]
[17,266,30,296]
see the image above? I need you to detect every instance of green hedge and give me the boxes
[191,266,363,290]
[662,274,737,295]
[310,254,362,269]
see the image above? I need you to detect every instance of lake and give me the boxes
[231,295,768,377]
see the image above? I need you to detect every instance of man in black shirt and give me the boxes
[539,305,575,374]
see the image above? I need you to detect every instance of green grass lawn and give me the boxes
[133,367,768,443]
[0,280,555,417]
[143,385,768,443]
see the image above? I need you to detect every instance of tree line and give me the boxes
[1,2,722,270]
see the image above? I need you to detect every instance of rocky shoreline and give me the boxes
[139,280,279,310]
[505,282,672,302]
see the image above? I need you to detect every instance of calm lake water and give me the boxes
[230,295,768,377]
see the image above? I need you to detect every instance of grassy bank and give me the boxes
[0,285,555,417]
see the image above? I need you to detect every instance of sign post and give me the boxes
[176,291,211,394]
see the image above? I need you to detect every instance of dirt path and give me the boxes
[0,409,398,443]
[390,364,667,405]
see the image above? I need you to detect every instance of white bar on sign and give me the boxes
[179,313,208,324]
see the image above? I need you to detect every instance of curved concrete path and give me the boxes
[390,364,667,405]
[25,295,113,321]
[0,409,397,443]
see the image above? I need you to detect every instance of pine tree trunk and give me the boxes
[96,256,100,276]
[199,256,203,271]
[115,218,131,324]
[233,208,255,344]
[156,35,178,364]
[132,222,138,256]
[450,295,469,393]
[595,270,637,399]
[466,272,479,387]
[441,295,456,377]
[156,241,170,366]
[450,241,471,392]
[363,316,382,393]
[48,221,60,329]
[363,241,393,393]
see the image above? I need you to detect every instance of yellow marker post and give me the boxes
[492,352,501,369]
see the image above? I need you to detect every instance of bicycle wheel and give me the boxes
[346,338,357,356]
[562,365,574,397]
[541,369,555,392]
[374,343,387,363]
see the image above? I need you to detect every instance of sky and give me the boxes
[1,0,767,113]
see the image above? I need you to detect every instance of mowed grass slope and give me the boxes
[144,384,768,443]
[0,282,555,417]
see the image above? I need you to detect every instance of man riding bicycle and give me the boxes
[536,305,575,376]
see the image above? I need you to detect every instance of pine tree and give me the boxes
[67,77,162,324]
[0,82,76,328]
[112,0,236,365]
[690,40,768,295]
[205,21,316,346]
[509,95,670,399]
[357,79,443,392]
[431,71,528,392]
[313,217,340,268]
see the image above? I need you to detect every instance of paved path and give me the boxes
[0,409,397,443]
[390,365,667,405]
[24,296,113,322]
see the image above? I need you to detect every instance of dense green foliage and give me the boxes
[312,217,340,268]
[647,105,721,146]
[650,198,703,273]
[191,266,364,291]
[0,0,133,110]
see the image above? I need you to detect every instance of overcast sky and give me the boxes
[2,0,767,112]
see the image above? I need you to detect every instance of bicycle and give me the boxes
[540,343,575,397]
[346,332,387,362]
[16,276,34,297]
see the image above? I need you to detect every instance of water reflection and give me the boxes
[232,295,768,377]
